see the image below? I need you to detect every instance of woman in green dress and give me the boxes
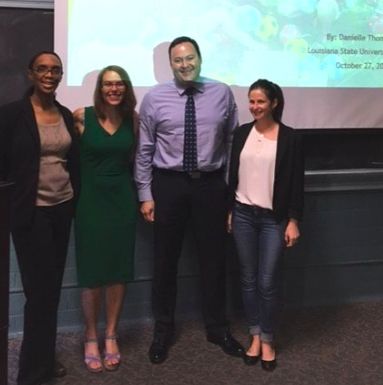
[73,65,137,373]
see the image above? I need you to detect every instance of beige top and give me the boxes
[36,117,73,206]
[235,126,277,209]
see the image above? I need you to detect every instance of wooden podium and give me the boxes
[0,182,12,385]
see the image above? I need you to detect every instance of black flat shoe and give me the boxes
[207,332,244,357]
[261,358,277,371]
[243,354,259,366]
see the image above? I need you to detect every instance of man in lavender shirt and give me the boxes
[135,36,244,364]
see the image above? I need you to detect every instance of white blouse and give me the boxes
[235,125,277,209]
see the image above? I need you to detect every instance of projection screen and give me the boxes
[55,0,383,128]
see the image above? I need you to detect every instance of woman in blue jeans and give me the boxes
[227,79,304,371]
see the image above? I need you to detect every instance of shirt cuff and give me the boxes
[138,188,153,202]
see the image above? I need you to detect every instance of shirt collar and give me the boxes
[174,78,204,96]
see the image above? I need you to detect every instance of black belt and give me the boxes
[153,167,223,179]
[235,200,273,215]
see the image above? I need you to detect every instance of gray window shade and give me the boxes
[0,1,53,8]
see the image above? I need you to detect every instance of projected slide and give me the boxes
[66,0,383,88]
[56,0,383,128]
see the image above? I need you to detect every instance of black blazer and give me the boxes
[228,121,304,221]
[0,95,80,229]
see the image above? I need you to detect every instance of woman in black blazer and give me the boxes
[227,79,304,371]
[0,51,79,385]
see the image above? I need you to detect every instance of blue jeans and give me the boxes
[232,201,286,342]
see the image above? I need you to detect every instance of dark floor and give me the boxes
[8,301,383,385]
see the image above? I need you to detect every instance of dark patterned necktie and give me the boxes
[183,87,197,172]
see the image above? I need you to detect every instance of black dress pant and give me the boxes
[12,200,73,385]
[152,169,228,337]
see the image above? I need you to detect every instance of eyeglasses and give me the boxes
[33,65,63,76]
[102,81,126,90]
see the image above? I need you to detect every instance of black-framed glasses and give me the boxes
[33,65,63,76]
[102,81,126,90]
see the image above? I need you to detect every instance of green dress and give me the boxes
[75,107,137,287]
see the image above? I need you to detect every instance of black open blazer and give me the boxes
[228,121,304,221]
[0,95,80,229]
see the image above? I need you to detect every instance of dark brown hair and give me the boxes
[28,51,63,72]
[25,51,63,97]
[168,36,201,60]
[248,79,284,122]
[94,65,136,121]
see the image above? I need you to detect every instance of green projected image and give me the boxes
[66,0,383,88]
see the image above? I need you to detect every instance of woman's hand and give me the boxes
[227,211,232,233]
[285,219,300,247]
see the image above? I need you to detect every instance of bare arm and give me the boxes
[226,211,232,233]
[73,107,85,136]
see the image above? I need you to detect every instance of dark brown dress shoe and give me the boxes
[148,334,174,364]
[207,332,244,357]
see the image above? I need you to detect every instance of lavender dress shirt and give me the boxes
[135,77,238,202]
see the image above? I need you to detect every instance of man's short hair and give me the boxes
[168,36,201,59]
